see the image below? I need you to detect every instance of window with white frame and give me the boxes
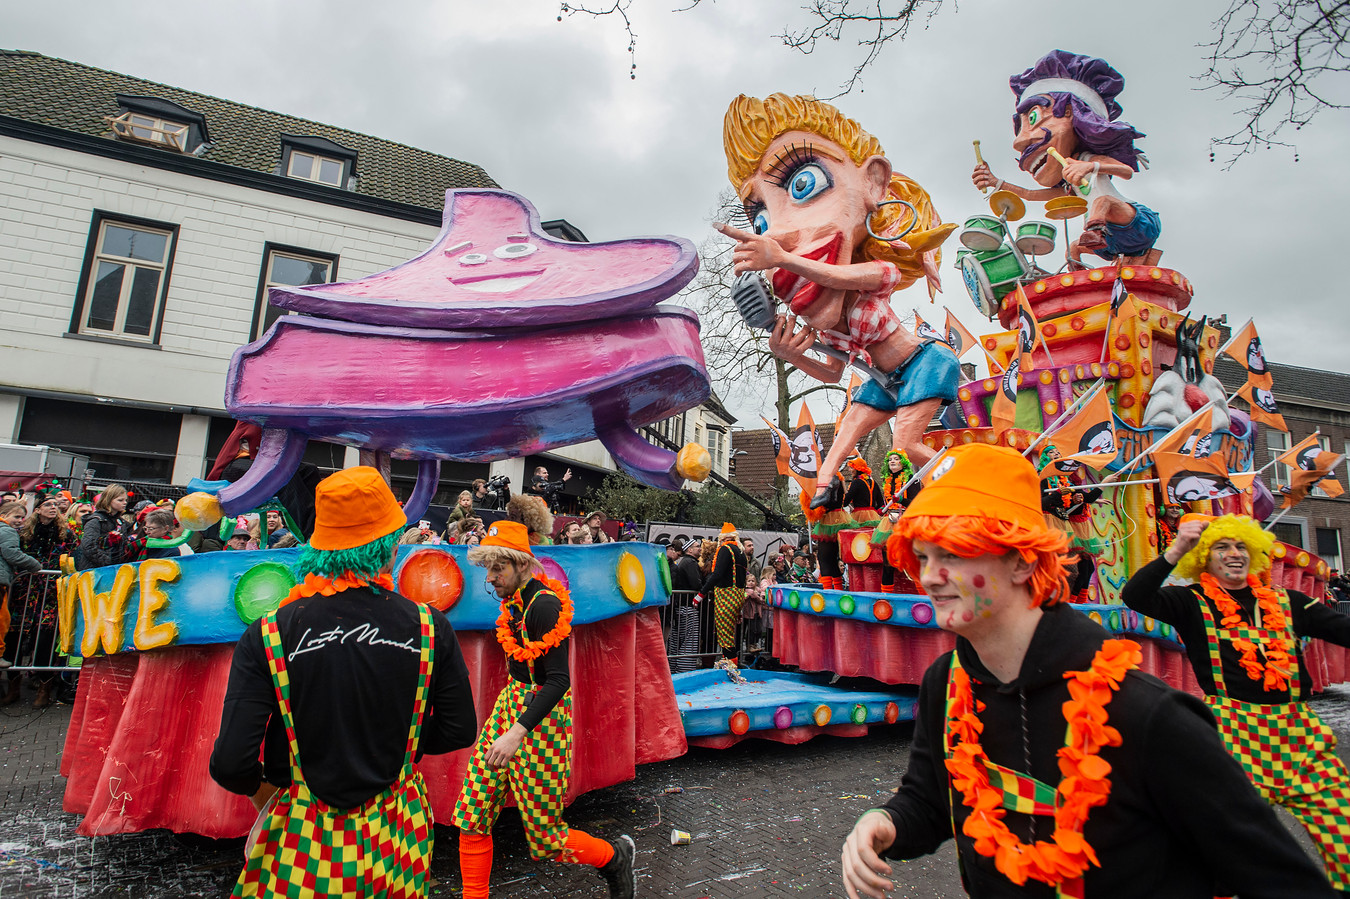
[1267,429,1291,488]
[286,151,345,186]
[252,247,337,340]
[76,217,176,340]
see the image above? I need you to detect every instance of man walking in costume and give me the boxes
[841,445,1333,898]
[697,523,749,677]
[455,520,635,899]
[211,467,478,898]
[1123,513,1350,894]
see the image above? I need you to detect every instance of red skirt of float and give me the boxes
[61,609,685,837]
[772,609,1350,699]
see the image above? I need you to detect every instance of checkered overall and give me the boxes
[713,587,747,652]
[944,653,1084,899]
[234,606,435,899]
[1196,589,1350,889]
[451,680,575,859]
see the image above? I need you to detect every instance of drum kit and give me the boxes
[957,147,1089,319]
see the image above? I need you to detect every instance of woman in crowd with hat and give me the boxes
[842,445,1333,898]
[1123,513,1350,894]
[454,520,635,899]
[211,466,478,898]
[697,523,749,677]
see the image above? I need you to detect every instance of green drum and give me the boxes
[1015,221,1057,256]
[959,247,1029,320]
[958,215,1006,252]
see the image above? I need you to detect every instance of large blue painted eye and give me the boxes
[753,211,770,235]
[787,163,830,202]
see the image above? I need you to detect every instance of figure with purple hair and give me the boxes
[972,49,1162,267]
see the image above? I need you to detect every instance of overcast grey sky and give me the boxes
[8,0,1348,423]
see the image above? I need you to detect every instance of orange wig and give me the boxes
[888,514,1073,607]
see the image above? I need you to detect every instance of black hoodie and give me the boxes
[879,604,1334,897]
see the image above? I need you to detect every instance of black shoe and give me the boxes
[809,475,841,510]
[600,834,636,899]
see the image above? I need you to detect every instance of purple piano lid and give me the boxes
[269,188,699,329]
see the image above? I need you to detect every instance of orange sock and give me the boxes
[564,828,615,868]
[459,831,493,899]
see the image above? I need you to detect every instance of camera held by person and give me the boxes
[525,466,571,513]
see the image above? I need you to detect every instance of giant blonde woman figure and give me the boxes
[717,93,958,508]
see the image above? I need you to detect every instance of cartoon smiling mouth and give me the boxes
[772,233,844,314]
[448,270,545,293]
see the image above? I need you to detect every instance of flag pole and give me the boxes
[1263,506,1293,532]
[899,447,950,496]
[1216,317,1253,359]
[1102,399,1217,484]
[1021,378,1106,459]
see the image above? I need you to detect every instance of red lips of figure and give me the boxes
[770,233,843,315]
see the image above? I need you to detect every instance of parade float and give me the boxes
[723,52,1344,712]
[56,189,716,837]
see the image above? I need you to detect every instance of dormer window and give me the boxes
[107,95,209,155]
[287,151,344,186]
[279,135,358,190]
[108,112,190,151]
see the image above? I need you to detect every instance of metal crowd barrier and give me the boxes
[3,569,74,673]
[659,589,774,674]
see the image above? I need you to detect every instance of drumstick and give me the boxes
[973,140,989,195]
[1047,147,1089,187]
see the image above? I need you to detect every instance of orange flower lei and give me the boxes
[945,638,1142,887]
[495,577,573,663]
[281,571,395,606]
[1200,573,1294,693]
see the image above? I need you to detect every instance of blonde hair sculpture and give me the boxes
[723,92,953,294]
[1171,514,1276,582]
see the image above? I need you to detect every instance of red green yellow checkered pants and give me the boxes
[1207,695,1350,890]
[713,587,746,652]
[451,681,573,860]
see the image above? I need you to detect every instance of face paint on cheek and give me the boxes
[961,610,974,622]
[972,575,985,589]
[974,594,994,619]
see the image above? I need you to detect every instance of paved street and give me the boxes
[4,680,1349,898]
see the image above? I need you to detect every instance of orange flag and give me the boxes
[1154,452,1253,505]
[1236,380,1289,432]
[1278,433,1324,470]
[990,358,1021,436]
[1281,452,1346,508]
[1012,284,1041,371]
[943,308,981,360]
[1220,319,1273,389]
[835,373,862,432]
[1152,404,1219,457]
[1046,388,1118,470]
[913,310,948,347]
[762,406,821,494]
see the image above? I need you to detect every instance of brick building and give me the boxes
[1216,356,1350,572]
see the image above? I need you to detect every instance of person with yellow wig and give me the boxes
[1124,513,1350,894]
[842,446,1330,898]
[717,93,958,507]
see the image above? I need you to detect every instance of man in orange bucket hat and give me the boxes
[453,520,635,899]
[212,466,477,897]
[841,445,1331,898]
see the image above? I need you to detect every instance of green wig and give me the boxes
[296,530,402,580]
[1172,514,1275,582]
[884,450,914,486]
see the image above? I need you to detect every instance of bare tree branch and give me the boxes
[1199,0,1350,163]
[775,0,949,98]
[558,0,1349,161]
